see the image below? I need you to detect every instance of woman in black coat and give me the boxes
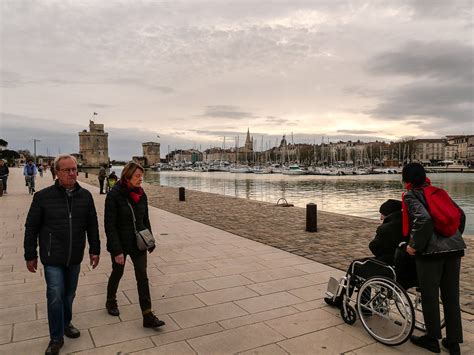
[104,162,165,328]
[403,163,465,355]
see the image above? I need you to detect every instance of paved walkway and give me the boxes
[0,167,472,354]
[79,173,474,314]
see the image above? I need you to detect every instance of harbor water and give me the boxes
[140,170,474,235]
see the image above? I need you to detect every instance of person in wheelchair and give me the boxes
[325,199,416,307]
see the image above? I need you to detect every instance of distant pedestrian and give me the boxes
[50,163,56,180]
[104,162,165,329]
[403,163,466,355]
[38,164,44,177]
[106,171,118,193]
[23,160,37,193]
[24,154,101,355]
[0,159,9,194]
[98,165,106,194]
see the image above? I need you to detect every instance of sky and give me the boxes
[1,0,473,160]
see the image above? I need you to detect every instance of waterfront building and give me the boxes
[142,142,160,167]
[171,149,202,163]
[468,136,474,164]
[202,147,222,163]
[444,144,459,161]
[447,135,474,161]
[78,120,109,167]
[413,139,445,163]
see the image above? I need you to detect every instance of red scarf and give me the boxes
[119,179,144,204]
[402,177,431,237]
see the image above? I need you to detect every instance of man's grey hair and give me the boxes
[54,155,77,171]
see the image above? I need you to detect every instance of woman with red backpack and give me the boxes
[402,163,466,355]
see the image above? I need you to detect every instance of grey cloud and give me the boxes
[367,41,473,82]
[0,70,175,94]
[110,78,174,94]
[1,70,23,88]
[337,129,379,134]
[406,0,473,19]
[85,103,114,109]
[265,117,294,125]
[369,81,473,122]
[366,39,474,131]
[201,106,256,119]
[405,121,424,125]
[415,118,473,137]
[189,129,252,138]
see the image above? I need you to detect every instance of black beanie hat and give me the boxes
[402,163,426,187]
[379,199,402,216]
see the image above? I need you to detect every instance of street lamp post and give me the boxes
[33,139,41,164]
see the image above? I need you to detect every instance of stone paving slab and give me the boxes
[0,167,472,354]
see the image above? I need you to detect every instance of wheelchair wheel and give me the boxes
[357,276,415,346]
[409,290,446,332]
[340,303,357,325]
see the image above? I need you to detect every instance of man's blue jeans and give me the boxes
[44,264,81,341]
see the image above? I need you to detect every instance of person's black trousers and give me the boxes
[107,251,152,313]
[416,256,463,343]
[99,178,105,193]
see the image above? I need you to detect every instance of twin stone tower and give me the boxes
[79,120,160,168]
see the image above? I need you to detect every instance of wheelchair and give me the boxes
[325,258,444,346]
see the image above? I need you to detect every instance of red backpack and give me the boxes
[421,186,461,237]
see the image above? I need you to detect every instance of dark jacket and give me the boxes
[369,211,404,264]
[0,164,9,177]
[405,188,466,256]
[24,180,100,266]
[104,183,152,256]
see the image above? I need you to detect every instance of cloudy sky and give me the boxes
[1,0,473,159]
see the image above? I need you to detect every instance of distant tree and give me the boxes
[17,149,34,161]
[0,139,7,147]
[0,149,20,165]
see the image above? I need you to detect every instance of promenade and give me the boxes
[0,167,472,354]
[79,173,474,314]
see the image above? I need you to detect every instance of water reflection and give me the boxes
[142,171,474,234]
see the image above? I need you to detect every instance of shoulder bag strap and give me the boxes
[126,200,138,233]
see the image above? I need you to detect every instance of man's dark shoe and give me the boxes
[64,323,80,338]
[442,338,461,355]
[106,300,120,316]
[143,312,165,328]
[410,335,440,353]
[45,339,64,355]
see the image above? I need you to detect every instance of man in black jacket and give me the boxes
[0,159,9,194]
[24,155,101,355]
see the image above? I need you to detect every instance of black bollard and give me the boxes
[179,187,185,201]
[85,172,88,178]
[306,203,317,232]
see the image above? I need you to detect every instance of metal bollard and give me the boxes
[306,203,317,232]
[85,172,88,178]
[179,187,185,201]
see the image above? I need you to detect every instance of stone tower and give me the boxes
[78,120,109,167]
[142,142,161,167]
[244,128,253,152]
[242,128,253,163]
